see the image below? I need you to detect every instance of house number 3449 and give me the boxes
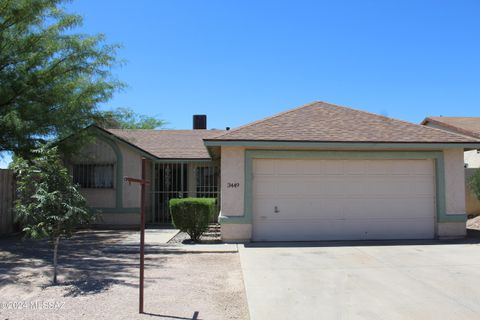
[227,182,240,188]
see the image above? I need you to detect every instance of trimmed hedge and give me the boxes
[169,198,216,241]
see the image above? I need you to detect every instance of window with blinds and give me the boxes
[73,164,114,189]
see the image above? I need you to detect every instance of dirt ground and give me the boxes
[0,231,249,320]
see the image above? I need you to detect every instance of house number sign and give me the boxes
[227,182,240,188]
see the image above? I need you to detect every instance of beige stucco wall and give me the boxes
[220,147,245,217]
[219,146,468,240]
[96,213,140,226]
[75,137,117,163]
[438,222,466,238]
[81,189,116,208]
[68,135,145,226]
[221,224,252,241]
[73,138,117,208]
[443,148,467,216]
[73,137,144,209]
[120,143,142,208]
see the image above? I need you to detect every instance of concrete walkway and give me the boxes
[122,228,180,245]
[239,240,480,320]
[103,229,238,253]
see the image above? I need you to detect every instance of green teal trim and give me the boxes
[438,215,467,222]
[220,150,466,225]
[435,154,447,223]
[96,135,123,209]
[92,207,141,214]
[204,140,480,150]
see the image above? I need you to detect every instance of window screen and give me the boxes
[73,164,114,188]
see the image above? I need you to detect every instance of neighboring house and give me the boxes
[205,102,480,241]
[72,102,480,241]
[421,116,480,216]
[65,116,224,226]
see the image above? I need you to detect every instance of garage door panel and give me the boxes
[253,159,275,175]
[406,160,434,174]
[253,220,349,242]
[355,219,434,240]
[252,158,436,241]
[254,197,434,221]
[320,160,345,175]
[253,219,434,241]
[254,197,344,220]
[273,160,302,175]
[343,161,363,175]
[343,198,435,219]
[364,160,391,174]
[413,178,436,195]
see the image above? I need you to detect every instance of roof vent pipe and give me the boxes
[193,115,207,130]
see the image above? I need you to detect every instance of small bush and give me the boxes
[469,169,480,201]
[169,198,216,242]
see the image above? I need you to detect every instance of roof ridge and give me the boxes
[317,101,480,141]
[214,101,320,139]
[215,100,478,142]
[421,117,480,139]
[426,116,480,119]
[206,101,480,143]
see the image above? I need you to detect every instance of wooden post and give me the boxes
[124,158,149,314]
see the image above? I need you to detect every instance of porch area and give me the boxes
[147,161,220,225]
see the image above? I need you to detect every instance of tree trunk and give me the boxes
[53,236,60,285]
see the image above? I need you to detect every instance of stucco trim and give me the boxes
[219,150,466,225]
[204,140,480,149]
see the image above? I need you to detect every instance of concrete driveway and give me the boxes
[239,240,480,320]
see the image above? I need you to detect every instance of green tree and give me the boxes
[0,0,123,159]
[13,145,94,284]
[100,107,166,129]
[469,169,480,201]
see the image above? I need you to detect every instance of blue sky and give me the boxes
[1,0,479,167]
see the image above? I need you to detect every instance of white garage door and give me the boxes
[252,159,435,241]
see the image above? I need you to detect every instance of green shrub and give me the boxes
[469,169,480,201]
[169,198,216,242]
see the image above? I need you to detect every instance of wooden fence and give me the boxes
[0,169,15,234]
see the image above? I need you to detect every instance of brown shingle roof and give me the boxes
[106,128,225,159]
[207,101,479,143]
[421,117,480,139]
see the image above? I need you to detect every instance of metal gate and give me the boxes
[150,162,220,224]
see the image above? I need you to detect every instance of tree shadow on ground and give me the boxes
[0,230,167,296]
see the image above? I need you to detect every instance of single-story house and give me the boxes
[66,117,224,226]
[421,116,480,216]
[71,101,480,241]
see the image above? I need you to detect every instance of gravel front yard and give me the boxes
[0,231,249,320]
[168,224,222,244]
